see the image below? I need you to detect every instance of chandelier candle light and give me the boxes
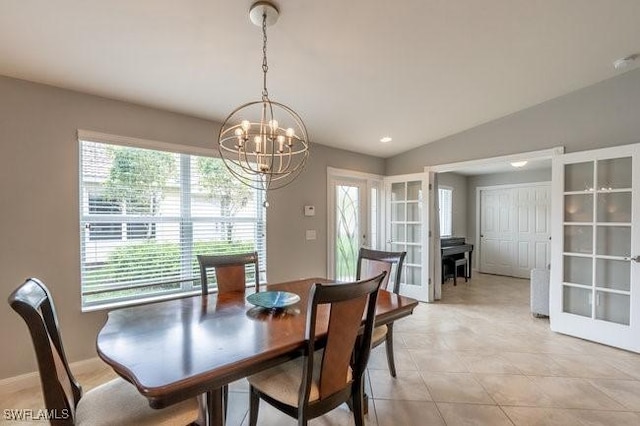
[217,1,309,195]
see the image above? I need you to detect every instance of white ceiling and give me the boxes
[1,1,639,158]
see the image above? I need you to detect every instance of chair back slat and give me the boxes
[214,264,248,293]
[356,248,406,294]
[299,273,384,406]
[360,259,392,291]
[8,278,82,425]
[320,295,368,398]
[198,251,259,296]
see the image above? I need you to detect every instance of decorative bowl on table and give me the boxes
[246,291,300,310]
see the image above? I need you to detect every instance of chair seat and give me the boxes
[372,324,388,346]
[75,377,198,426]
[248,351,352,408]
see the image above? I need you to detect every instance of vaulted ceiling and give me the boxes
[1,1,639,157]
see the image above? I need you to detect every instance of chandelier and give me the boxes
[217,1,309,193]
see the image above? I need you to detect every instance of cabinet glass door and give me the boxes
[552,144,640,352]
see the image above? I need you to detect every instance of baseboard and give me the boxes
[0,357,104,393]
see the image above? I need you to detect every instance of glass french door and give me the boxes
[550,144,640,352]
[328,170,382,281]
[385,174,429,302]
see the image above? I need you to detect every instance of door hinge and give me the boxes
[428,183,433,190]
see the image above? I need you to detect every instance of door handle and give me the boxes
[623,255,640,263]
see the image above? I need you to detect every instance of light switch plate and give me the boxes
[304,205,315,216]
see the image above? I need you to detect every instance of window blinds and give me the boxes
[79,140,266,308]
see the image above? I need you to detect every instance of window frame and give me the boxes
[438,186,453,237]
[78,131,267,311]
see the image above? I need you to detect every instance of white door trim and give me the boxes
[426,147,564,174]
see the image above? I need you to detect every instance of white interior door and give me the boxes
[480,188,514,275]
[550,144,640,352]
[479,185,551,278]
[384,174,429,302]
[513,185,551,278]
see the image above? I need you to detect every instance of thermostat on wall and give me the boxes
[304,205,315,216]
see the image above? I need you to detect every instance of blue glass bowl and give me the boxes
[246,291,301,309]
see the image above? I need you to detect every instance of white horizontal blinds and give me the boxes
[80,140,266,308]
[438,188,453,237]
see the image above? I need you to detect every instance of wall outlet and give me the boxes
[305,230,317,241]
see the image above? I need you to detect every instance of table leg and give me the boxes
[469,250,473,279]
[196,388,225,426]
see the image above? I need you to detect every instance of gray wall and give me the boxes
[386,68,640,175]
[0,76,383,379]
[466,169,551,267]
[437,172,467,238]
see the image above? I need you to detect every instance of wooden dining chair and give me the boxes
[355,247,406,377]
[247,272,386,426]
[8,278,198,426]
[197,251,259,296]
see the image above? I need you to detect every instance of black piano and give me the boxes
[441,237,474,284]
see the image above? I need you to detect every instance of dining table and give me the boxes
[96,277,419,426]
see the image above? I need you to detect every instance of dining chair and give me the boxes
[247,272,386,426]
[355,247,406,378]
[197,251,259,296]
[8,278,198,426]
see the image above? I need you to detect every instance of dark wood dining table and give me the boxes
[96,277,419,426]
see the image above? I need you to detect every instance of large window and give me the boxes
[80,140,266,309]
[438,187,453,237]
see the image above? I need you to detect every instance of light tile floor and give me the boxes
[5,273,640,425]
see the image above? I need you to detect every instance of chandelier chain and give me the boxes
[261,13,269,100]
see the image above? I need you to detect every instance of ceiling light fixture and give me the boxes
[511,161,528,168]
[217,1,309,196]
[380,136,392,143]
[613,54,638,70]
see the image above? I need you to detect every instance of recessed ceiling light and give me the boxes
[380,136,392,143]
[614,54,638,70]
[511,161,528,168]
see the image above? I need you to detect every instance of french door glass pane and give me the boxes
[596,226,631,257]
[391,183,405,201]
[563,256,592,285]
[393,203,405,222]
[595,292,630,325]
[597,192,632,223]
[407,245,421,264]
[597,157,632,189]
[335,185,359,281]
[565,162,593,192]
[563,286,591,318]
[407,224,421,243]
[595,259,630,291]
[407,203,420,222]
[564,226,593,254]
[407,181,421,200]
[564,194,593,222]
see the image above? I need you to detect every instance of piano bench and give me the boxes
[453,258,468,286]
